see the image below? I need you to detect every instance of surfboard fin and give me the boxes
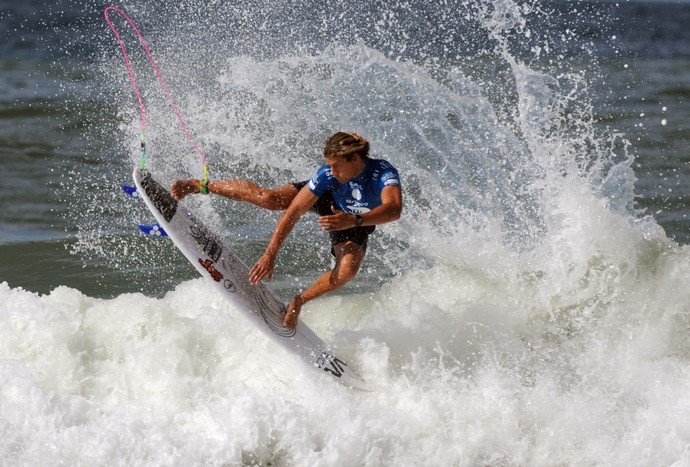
[138,223,169,237]
[121,184,140,197]
[122,185,169,237]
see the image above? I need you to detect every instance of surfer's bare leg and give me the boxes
[171,179,298,210]
[283,241,364,329]
[209,180,298,210]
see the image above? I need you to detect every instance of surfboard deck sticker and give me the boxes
[132,168,370,390]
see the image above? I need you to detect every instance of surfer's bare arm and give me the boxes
[249,186,318,285]
[318,184,403,231]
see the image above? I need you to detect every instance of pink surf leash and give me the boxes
[104,6,208,181]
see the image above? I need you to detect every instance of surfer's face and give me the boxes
[326,155,365,183]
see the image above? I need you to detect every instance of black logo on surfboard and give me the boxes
[316,351,347,378]
[185,210,295,338]
[189,223,223,262]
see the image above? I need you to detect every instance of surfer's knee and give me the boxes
[330,244,364,287]
[328,267,357,288]
[262,191,291,210]
[257,185,298,210]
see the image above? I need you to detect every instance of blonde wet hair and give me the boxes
[323,132,370,161]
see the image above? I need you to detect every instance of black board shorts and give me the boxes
[292,181,376,254]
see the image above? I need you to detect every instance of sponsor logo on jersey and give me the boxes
[348,206,371,214]
[350,182,363,201]
[381,171,400,186]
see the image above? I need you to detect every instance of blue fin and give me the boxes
[138,223,169,237]
[122,185,167,237]
[121,185,140,197]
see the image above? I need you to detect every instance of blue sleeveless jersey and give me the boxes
[307,158,401,215]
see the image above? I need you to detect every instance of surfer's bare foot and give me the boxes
[284,295,304,329]
[171,179,200,200]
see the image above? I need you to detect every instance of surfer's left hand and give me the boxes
[318,206,356,232]
[249,253,275,285]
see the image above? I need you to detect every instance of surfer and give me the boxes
[171,132,402,329]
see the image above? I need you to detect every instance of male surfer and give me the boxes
[171,132,402,329]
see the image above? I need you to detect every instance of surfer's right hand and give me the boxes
[171,179,201,201]
[249,253,275,285]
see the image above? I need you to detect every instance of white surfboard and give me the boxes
[133,168,369,390]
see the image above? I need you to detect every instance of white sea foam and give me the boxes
[4,195,690,465]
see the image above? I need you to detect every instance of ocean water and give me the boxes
[2,0,690,465]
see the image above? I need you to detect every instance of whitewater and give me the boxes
[2,0,690,465]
